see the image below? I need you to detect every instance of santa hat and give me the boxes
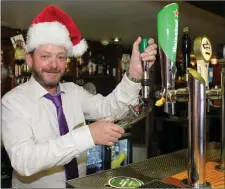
[26,5,87,57]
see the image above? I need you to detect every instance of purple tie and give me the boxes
[44,93,79,180]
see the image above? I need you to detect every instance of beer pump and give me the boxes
[154,3,224,188]
[194,38,225,173]
[155,4,211,187]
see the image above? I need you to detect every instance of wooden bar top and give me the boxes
[164,161,225,188]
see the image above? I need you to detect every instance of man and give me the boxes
[1,5,157,188]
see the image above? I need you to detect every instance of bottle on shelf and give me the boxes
[181,26,191,84]
[208,64,213,89]
[87,50,97,75]
[176,62,184,81]
[97,54,103,75]
[65,58,71,74]
[102,55,107,76]
[106,64,110,76]
[76,56,84,78]
[208,57,218,88]
[102,56,111,76]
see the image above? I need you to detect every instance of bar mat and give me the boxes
[66,142,220,188]
[139,179,181,188]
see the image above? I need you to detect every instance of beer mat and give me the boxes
[107,176,144,188]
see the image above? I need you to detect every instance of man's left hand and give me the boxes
[128,37,157,79]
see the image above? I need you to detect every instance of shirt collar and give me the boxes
[27,75,66,101]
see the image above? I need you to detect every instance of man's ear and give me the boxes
[25,53,33,69]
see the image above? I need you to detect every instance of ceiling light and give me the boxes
[101,39,109,46]
[113,37,121,42]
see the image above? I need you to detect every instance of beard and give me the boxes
[32,66,64,87]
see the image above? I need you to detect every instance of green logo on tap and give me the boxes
[157,3,179,62]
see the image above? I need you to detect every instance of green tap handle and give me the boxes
[139,37,150,53]
[139,38,150,100]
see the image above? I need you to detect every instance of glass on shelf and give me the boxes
[16,76,30,86]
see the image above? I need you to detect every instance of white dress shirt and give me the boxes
[1,74,141,188]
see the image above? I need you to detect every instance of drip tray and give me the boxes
[139,179,181,188]
[66,142,220,188]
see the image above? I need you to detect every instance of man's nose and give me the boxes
[49,57,57,68]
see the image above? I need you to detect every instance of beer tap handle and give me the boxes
[155,97,166,107]
[139,38,150,101]
[155,3,179,115]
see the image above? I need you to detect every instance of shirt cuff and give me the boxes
[121,73,142,96]
[71,125,95,154]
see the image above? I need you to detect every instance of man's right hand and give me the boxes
[88,120,125,146]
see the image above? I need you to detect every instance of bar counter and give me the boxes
[67,142,224,188]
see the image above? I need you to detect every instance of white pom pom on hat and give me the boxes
[26,5,88,57]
